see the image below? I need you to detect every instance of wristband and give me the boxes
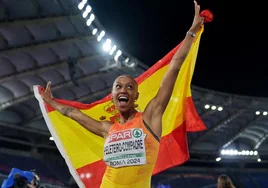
[187,31,196,37]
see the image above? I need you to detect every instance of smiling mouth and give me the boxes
[118,96,129,104]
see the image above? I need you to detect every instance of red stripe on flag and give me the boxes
[185,97,207,132]
[152,121,189,175]
[76,160,106,188]
[153,96,206,174]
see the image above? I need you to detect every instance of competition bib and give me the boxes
[103,128,146,168]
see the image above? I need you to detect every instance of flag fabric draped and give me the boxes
[34,26,206,188]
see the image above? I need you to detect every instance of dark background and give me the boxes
[90,0,266,97]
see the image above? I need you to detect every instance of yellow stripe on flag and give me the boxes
[137,26,203,135]
[34,26,206,188]
[48,111,104,169]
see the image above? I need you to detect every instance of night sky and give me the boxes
[90,0,266,97]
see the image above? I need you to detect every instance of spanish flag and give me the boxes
[34,26,206,188]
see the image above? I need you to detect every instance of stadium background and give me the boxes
[0,0,267,187]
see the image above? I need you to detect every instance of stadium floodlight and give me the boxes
[114,55,119,61]
[83,11,89,18]
[124,59,136,68]
[233,150,238,155]
[86,19,92,26]
[257,158,261,162]
[255,111,260,115]
[263,111,268,116]
[86,5,92,13]
[114,50,122,61]
[49,136,54,141]
[128,62,136,67]
[89,14,95,22]
[221,149,259,156]
[216,157,221,162]
[204,104,210,109]
[97,30,105,42]
[99,30,105,38]
[109,45,117,55]
[86,14,95,26]
[78,2,85,10]
[116,50,122,56]
[211,105,216,110]
[83,6,92,18]
[92,28,98,35]
[82,0,87,4]
[103,39,112,52]
[97,36,102,41]
[218,106,223,111]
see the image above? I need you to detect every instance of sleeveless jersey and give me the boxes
[100,112,160,188]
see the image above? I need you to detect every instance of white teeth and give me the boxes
[119,96,128,100]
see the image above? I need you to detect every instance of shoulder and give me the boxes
[102,120,113,128]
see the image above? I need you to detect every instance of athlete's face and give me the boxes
[112,75,139,112]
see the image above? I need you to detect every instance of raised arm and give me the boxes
[143,1,204,137]
[40,82,111,138]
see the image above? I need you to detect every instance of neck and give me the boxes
[119,108,137,124]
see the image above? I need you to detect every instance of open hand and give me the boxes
[190,1,205,33]
[40,82,53,102]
